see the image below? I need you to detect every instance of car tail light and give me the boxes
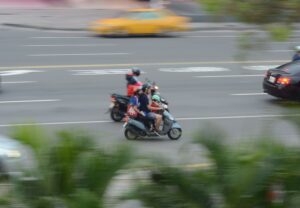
[277,77,291,85]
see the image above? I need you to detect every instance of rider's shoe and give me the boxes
[153,130,160,136]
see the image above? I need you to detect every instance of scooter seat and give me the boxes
[112,93,130,101]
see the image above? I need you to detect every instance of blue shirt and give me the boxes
[293,53,300,62]
[129,96,138,107]
[138,94,150,113]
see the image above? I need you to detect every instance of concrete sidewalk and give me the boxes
[2,8,300,32]
[0,8,261,32]
[0,0,147,9]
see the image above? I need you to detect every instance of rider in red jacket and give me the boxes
[126,67,142,97]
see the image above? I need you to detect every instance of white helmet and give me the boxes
[295,46,300,52]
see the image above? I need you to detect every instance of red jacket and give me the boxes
[127,82,142,97]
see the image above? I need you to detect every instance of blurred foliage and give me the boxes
[266,24,293,42]
[198,0,300,41]
[5,123,300,208]
[9,126,133,208]
[198,0,300,24]
[131,124,300,208]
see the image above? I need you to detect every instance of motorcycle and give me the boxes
[109,81,169,122]
[109,93,130,122]
[123,110,182,140]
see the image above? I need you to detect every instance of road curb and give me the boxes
[2,23,86,31]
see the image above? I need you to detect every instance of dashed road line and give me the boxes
[29,53,130,57]
[0,70,43,76]
[2,81,36,84]
[266,50,293,53]
[243,65,279,71]
[0,60,288,70]
[24,44,116,47]
[159,67,229,72]
[0,99,60,104]
[0,113,298,127]
[176,114,300,121]
[189,35,239,38]
[195,74,263,78]
[71,69,131,75]
[30,36,90,39]
[231,93,266,96]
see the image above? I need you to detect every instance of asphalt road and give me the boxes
[1,27,300,164]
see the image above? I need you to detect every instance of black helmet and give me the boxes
[132,67,141,76]
[142,83,151,92]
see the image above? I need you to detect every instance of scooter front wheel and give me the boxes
[167,128,182,140]
[125,129,138,140]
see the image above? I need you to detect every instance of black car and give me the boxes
[263,61,300,99]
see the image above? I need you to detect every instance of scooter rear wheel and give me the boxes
[167,128,182,140]
[110,107,123,122]
[125,129,138,140]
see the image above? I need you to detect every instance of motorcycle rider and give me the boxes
[127,87,144,118]
[292,46,300,62]
[126,67,143,97]
[139,83,163,133]
[150,94,161,114]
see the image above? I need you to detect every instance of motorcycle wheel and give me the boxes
[110,107,123,122]
[125,129,138,140]
[167,128,182,140]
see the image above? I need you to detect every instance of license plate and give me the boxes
[109,103,114,109]
[268,76,276,83]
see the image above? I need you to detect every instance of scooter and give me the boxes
[109,93,130,122]
[123,110,182,140]
[109,81,169,122]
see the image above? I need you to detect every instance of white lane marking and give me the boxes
[243,65,279,71]
[72,69,133,75]
[0,60,289,70]
[0,99,60,104]
[2,81,36,84]
[195,74,263,78]
[41,30,88,34]
[231,93,266,96]
[273,41,300,44]
[0,120,112,127]
[24,44,115,47]
[159,67,229,72]
[183,30,241,33]
[176,114,300,121]
[186,30,300,35]
[30,36,89,39]
[29,53,130,57]
[0,70,43,76]
[266,50,293,52]
[0,113,299,127]
[189,35,239,38]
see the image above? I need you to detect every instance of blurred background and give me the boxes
[0,0,300,207]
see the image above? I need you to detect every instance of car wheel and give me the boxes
[0,160,8,180]
[159,28,173,37]
[114,28,128,37]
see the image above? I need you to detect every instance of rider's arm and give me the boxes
[148,103,162,111]
[133,105,144,115]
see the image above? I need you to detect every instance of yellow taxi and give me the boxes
[90,8,190,36]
